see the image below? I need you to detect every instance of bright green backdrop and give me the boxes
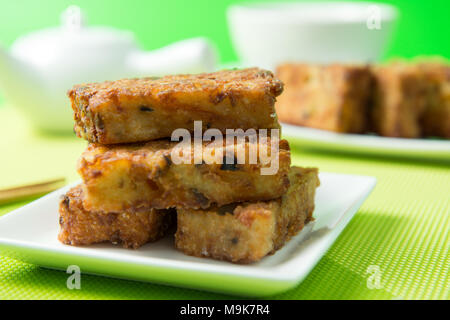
[0,0,449,300]
[0,0,449,63]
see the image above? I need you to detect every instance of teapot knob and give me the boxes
[60,5,86,31]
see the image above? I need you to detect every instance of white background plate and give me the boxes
[282,123,450,159]
[0,172,376,297]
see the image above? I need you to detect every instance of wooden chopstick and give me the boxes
[0,178,66,205]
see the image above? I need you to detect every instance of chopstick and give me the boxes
[0,178,66,205]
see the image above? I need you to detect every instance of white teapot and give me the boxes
[0,6,217,132]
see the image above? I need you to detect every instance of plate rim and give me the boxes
[281,122,450,153]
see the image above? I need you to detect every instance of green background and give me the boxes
[0,0,449,300]
[0,0,449,63]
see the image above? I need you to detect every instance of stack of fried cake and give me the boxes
[59,68,320,263]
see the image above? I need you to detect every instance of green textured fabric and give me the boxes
[0,105,448,300]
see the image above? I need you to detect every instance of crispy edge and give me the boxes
[58,185,174,249]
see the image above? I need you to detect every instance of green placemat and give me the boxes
[0,105,448,300]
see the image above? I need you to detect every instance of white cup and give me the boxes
[227,1,398,70]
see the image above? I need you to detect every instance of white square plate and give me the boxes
[0,172,375,297]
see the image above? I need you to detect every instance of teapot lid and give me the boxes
[12,6,136,60]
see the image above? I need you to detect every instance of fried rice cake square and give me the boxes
[78,136,291,213]
[175,166,319,264]
[69,68,283,144]
[371,63,431,138]
[58,185,174,249]
[418,62,450,138]
[275,64,373,133]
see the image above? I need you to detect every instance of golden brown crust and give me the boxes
[58,186,173,249]
[371,63,431,138]
[175,166,319,263]
[417,63,450,138]
[78,137,291,213]
[275,63,373,133]
[69,68,283,144]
